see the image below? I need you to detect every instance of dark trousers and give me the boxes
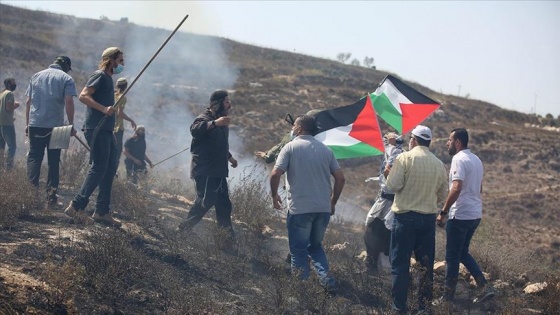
[124,159,146,184]
[184,176,233,235]
[364,217,391,266]
[444,218,486,300]
[27,127,61,199]
[390,211,436,312]
[72,130,118,215]
[114,129,124,168]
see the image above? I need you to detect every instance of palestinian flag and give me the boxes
[314,96,384,159]
[370,75,440,134]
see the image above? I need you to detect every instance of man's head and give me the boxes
[3,78,16,91]
[100,47,124,74]
[384,132,399,146]
[135,125,146,137]
[292,114,317,137]
[116,77,127,91]
[209,90,231,117]
[54,56,72,73]
[447,128,468,156]
[410,125,432,149]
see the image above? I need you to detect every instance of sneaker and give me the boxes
[64,202,93,225]
[92,212,122,227]
[473,285,496,303]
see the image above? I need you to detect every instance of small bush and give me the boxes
[0,166,43,228]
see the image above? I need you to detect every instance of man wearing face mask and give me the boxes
[25,56,77,207]
[177,90,238,240]
[123,125,152,185]
[65,47,124,227]
[0,78,20,170]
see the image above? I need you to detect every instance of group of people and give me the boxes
[0,48,154,227]
[3,46,495,312]
[251,115,495,310]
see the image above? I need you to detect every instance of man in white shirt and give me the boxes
[436,128,495,305]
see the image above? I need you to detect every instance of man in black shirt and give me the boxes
[123,125,153,184]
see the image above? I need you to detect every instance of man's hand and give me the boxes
[229,157,238,168]
[272,194,283,210]
[149,162,154,168]
[70,126,77,137]
[131,120,137,130]
[104,106,115,116]
[436,213,447,227]
[255,151,266,159]
[331,203,336,216]
[215,116,231,127]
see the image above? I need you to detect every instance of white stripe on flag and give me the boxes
[371,79,412,114]
[314,124,360,146]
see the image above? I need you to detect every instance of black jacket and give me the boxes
[190,109,232,178]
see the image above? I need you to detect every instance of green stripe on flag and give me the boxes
[370,93,402,133]
[328,142,383,159]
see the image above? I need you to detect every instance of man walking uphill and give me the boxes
[270,114,345,294]
[435,128,495,305]
[25,56,77,208]
[65,47,124,227]
[386,125,448,314]
[177,90,238,238]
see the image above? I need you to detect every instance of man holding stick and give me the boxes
[65,47,124,227]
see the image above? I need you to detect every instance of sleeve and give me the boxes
[450,157,465,181]
[86,71,103,89]
[190,116,211,138]
[386,155,405,193]
[329,150,341,173]
[65,78,77,97]
[437,165,449,204]
[25,80,32,97]
[274,144,290,172]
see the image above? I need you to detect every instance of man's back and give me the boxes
[387,146,447,214]
[449,149,483,219]
[27,66,75,128]
[275,135,339,215]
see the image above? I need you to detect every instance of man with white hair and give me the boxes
[386,125,448,314]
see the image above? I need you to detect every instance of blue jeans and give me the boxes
[287,212,334,287]
[444,218,486,299]
[27,127,61,195]
[390,211,436,312]
[0,125,16,169]
[72,130,118,215]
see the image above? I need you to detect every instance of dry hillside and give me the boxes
[0,4,559,314]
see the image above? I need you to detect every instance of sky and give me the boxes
[3,0,560,118]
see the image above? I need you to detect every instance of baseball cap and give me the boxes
[116,77,127,85]
[55,56,72,71]
[411,125,432,140]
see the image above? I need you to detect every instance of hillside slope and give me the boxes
[0,3,558,264]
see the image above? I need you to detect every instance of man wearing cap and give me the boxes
[178,90,238,239]
[123,125,152,185]
[0,78,20,170]
[113,77,136,169]
[363,132,404,274]
[25,56,76,207]
[434,128,495,305]
[65,47,124,226]
[386,125,448,314]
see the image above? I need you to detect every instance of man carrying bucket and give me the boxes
[25,55,77,209]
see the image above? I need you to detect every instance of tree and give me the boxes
[336,52,352,64]
[363,56,375,68]
[350,58,360,66]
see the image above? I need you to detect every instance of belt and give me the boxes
[381,192,395,202]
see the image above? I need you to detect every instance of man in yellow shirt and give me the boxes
[386,125,448,314]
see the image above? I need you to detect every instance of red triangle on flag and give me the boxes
[400,103,440,134]
[349,96,385,152]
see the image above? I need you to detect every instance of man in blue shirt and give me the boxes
[25,56,76,208]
